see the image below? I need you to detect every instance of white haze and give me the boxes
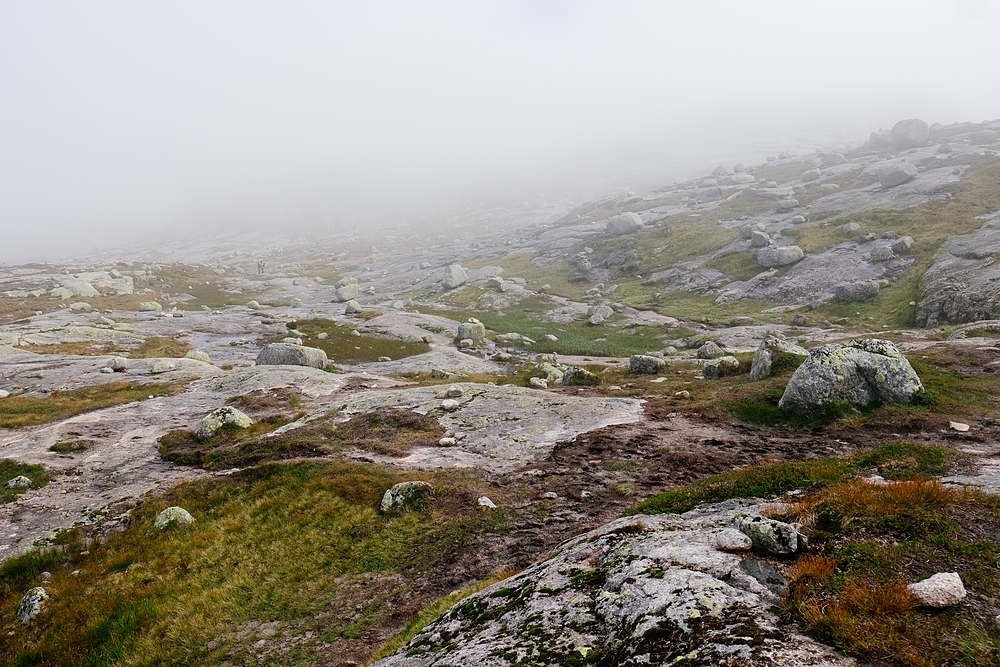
[1,0,998,263]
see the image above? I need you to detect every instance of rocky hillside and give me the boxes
[1,119,1000,667]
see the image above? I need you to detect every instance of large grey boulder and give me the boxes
[193,406,253,441]
[17,587,49,623]
[735,515,805,555]
[108,356,128,372]
[334,282,360,302]
[834,280,881,303]
[800,168,822,182]
[456,320,486,343]
[891,236,914,255]
[605,212,643,236]
[442,264,468,289]
[779,338,923,419]
[344,299,363,315]
[702,355,739,378]
[629,354,667,374]
[969,129,998,145]
[890,118,929,149]
[184,350,211,363]
[380,481,434,513]
[587,304,613,320]
[255,343,328,369]
[775,198,799,213]
[370,501,855,667]
[138,301,162,312]
[696,341,725,359]
[750,230,771,247]
[757,245,804,267]
[750,337,808,381]
[154,506,195,530]
[877,161,918,188]
[740,221,766,239]
[907,572,966,608]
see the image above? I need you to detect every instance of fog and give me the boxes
[2,0,999,263]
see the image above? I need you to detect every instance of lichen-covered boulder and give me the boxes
[890,118,929,149]
[533,362,566,382]
[442,264,468,290]
[702,355,740,379]
[108,356,128,372]
[750,337,808,381]
[605,212,643,236]
[380,481,434,513]
[456,320,486,343]
[255,342,328,369]
[7,475,32,489]
[344,299,363,315]
[750,230,771,247]
[562,366,600,386]
[17,587,48,623]
[877,161,918,188]
[775,198,799,213]
[150,361,177,374]
[138,301,162,312]
[696,341,725,359]
[739,221,766,239]
[629,354,666,374]
[834,279,882,303]
[194,406,252,441]
[335,282,360,302]
[184,350,211,363]
[735,515,805,555]
[154,506,195,530]
[907,572,966,608]
[70,302,93,313]
[757,245,804,267]
[779,338,923,419]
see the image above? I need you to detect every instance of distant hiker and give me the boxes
[257,261,264,274]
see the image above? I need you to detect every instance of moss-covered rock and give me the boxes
[380,481,434,513]
[750,337,808,381]
[193,406,252,441]
[154,506,195,530]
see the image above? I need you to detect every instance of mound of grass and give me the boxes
[157,414,309,469]
[48,441,88,454]
[278,319,430,363]
[130,336,191,359]
[0,461,508,667]
[0,381,183,429]
[0,459,50,503]
[330,407,445,457]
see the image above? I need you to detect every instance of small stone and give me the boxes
[246,300,261,310]
[529,377,548,389]
[907,572,966,608]
[378,356,392,362]
[441,399,460,411]
[542,492,558,499]
[716,528,753,551]
[154,506,195,530]
[949,421,970,432]
[445,384,464,398]
[7,475,32,489]
[477,496,497,509]
[674,390,691,398]
[100,367,114,373]
[439,437,458,447]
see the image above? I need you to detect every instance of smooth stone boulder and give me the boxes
[335,276,359,288]
[606,212,644,237]
[150,361,176,374]
[528,377,548,389]
[750,337,809,381]
[735,515,804,555]
[842,222,861,235]
[728,173,754,185]
[907,572,966,608]
[715,528,753,551]
[256,343,328,369]
[194,405,253,441]
[696,341,726,359]
[108,356,128,372]
[562,366,600,386]
[486,276,505,290]
[587,304,613,320]
[869,130,893,148]
[629,354,667,374]
[441,399,460,411]
[344,300,363,315]
[750,230,771,247]
[775,198,799,213]
[739,221,766,239]
[969,129,998,145]
[477,496,497,509]
[442,264,468,289]
[729,316,755,327]
[890,118,929,149]
[17,587,48,623]
[138,301,162,312]
[456,320,486,343]
[335,283,360,302]
[0,390,10,398]
[818,183,840,195]
[69,302,93,313]
[801,168,822,182]
[834,280,881,303]
[825,152,847,165]
[703,355,739,379]
[184,350,211,363]
[7,475,32,489]
[155,506,195,530]
[790,215,806,224]
[380,481,434,513]
[756,245,804,267]
[877,161,918,188]
[891,236,914,255]
[246,300,261,310]
[779,338,923,419]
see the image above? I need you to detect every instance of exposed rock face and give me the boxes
[750,337,808,381]
[380,481,433,513]
[779,339,923,418]
[370,502,854,667]
[17,587,48,623]
[834,279,881,303]
[757,245,804,268]
[877,162,918,188]
[442,264,468,290]
[629,354,666,374]
[605,212,643,236]
[907,572,967,608]
[154,506,195,530]
[890,118,929,149]
[255,343,328,369]
[193,406,253,441]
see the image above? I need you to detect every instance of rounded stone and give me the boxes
[154,506,196,530]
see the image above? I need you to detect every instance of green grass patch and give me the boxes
[130,336,191,359]
[0,459,50,503]
[278,319,430,363]
[48,441,89,454]
[0,381,184,429]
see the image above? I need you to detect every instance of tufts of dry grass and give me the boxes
[0,381,184,429]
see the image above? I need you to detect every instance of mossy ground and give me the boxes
[272,319,430,364]
[0,381,184,429]
[0,459,50,503]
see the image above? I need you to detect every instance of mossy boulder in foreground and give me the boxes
[193,406,252,441]
[778,338,922,418]
[154,506,195,530]
[255,342,328,369]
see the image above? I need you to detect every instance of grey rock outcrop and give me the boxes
[907,572,966,608]
[735,515,805,555]
[877,161,918,188]
[750,337,808,381]
[456,320,486,344]
[757,245,804,267]
[969,129,998,145]
[442,264,468,290]
[193,406,253,441]
[696,341,725,359]
[380,481,434,513]
[335,282,360,302]
[629,354,667,374]
[255,343,328,369]
[154,506,196,530]
[370,502,855,667]
[834,280,881,303]
[750,230,771,247]
[779,338,923,418]
[605,212,643,236]
[889,118,929,149]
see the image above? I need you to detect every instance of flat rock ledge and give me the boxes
[372,499,855,667]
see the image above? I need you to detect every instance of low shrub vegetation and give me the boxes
[0,459,50,503]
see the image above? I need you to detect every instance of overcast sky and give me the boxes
[2,1,999,263]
